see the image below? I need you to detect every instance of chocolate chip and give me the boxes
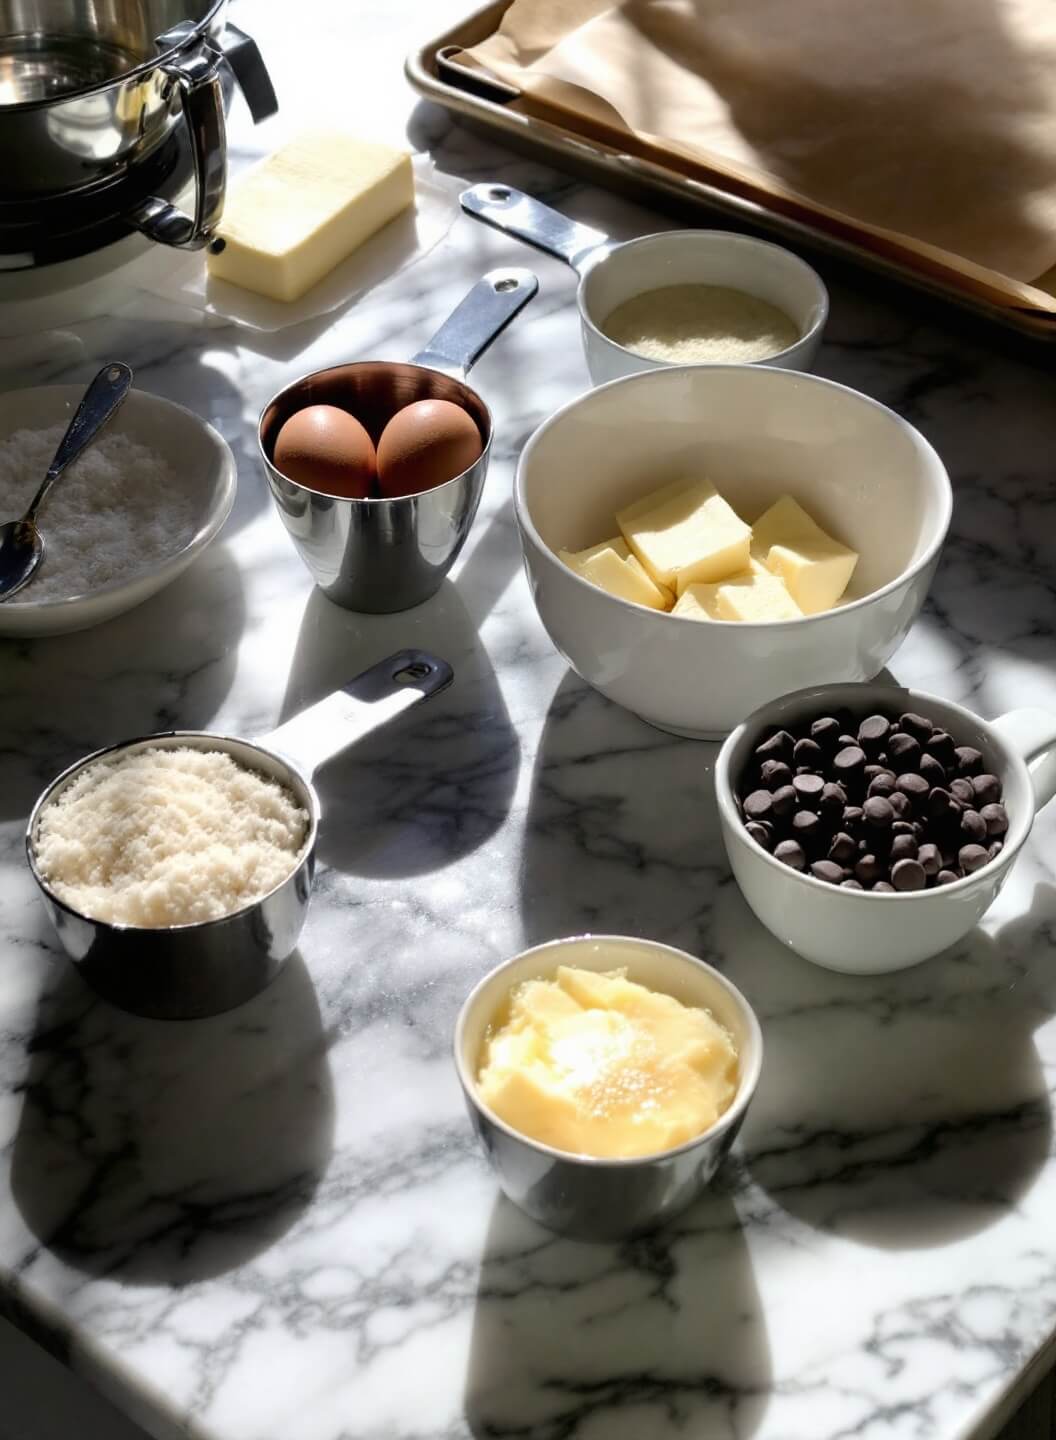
[793,773,825,803]
[891,858,927,891]
[810,860,844,884]
[866,771,896,798]
[960,809,987,843]
[819,781,847,813]
[828,832,857,864]
[926,786,952,818]
[899,712,934,744]
[935,869,960,886]
[972,773,1002,807]
[954,745,983,776]
[841,878,864,889]
[863,795,895,828]
[756,730,794,762]
[810,716,842,750]
[917,842,941,876]
[760,759,793,789]
[988,840,1004,860]
[890,833,919,863]
[792,810,821,840]
[873,881,896,892]
[949,777,974,805]
[888,791,911,818]
[843,805,865,830]
[793,737,824,768]
[858,715,891,751]
[919,754,946,787]
[896,773,929,802]
[745,821,773,851]
[855,853,884,885]
[774,839,806,870]
[772,784,797,817]
[834,745,866,776]
[891,820,917,836]
[958,843,990,874]
[887,733,921,767]
[926,731,956,766]
[838,734,857,748]
[743,789,773,821]
[980,802,1008,836]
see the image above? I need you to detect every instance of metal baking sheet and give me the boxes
[406,0,1056,347]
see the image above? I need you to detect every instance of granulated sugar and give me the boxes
[0,425,195,602]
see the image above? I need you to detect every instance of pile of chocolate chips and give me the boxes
[737,709,1008,891]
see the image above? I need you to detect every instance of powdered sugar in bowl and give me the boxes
[0,383,236,638]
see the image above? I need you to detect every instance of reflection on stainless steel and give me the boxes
[259,269,538,614]
[25,650,454,1020]
[0,0,276,251]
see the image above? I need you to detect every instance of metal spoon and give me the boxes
[0,362,134,601]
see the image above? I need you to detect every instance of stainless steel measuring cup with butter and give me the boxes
[26,650,452,1020]
[259,267,537,614]
[461,184,828,385]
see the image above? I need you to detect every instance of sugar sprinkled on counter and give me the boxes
[0,425,194,603]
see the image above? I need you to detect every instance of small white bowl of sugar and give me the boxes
[0,384,236,638]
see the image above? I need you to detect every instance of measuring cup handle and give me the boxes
[460,184,611,275]
[990,708,1056,810]
[410,268,537,379]
[260,651,453,780]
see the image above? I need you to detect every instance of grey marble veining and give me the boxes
[2,2,1056,1438]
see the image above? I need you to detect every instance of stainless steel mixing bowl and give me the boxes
[0,0,277,249]
[258,267,537,614]
[26,649,452,1020]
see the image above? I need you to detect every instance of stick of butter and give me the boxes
[617,478,751,595]
[207,132,414,302]
[752,495,858,615]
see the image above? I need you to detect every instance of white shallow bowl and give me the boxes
[515,365,952,739]
[0,385,236,638]
[580,230,828,385]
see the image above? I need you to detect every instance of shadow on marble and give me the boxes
[462,1192,772,1439]
[738,883,1056,1254]
[9,950,333,1285]
[0,542,246,823]
[279,533,521,881]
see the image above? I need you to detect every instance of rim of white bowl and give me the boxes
[514,364,953,630]
[577,229,829,368]
[0,387,236,613]
[714,681,1029,900]
[454,933,764,1169]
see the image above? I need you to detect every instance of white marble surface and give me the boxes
[3,3,1056,1438]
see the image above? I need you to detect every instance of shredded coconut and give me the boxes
[0,424,195,603]
[603,284,800,364]
[34,746,310,927]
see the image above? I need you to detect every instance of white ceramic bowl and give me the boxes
[0,385,236,638]
[716,682,1056,974]
[455,935,763,1240]
[515,365,952,738]
[580,230,828,384]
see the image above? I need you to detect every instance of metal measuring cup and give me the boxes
[258,267,537,614]
[26,650,452,1020]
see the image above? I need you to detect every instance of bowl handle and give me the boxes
[990,709,1056,810]
[260,650,453,780]
[411,268,537,380]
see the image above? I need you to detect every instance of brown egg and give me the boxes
[274,405,376,499]
[375,399,483,499]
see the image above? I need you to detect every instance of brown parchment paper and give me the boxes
[466,0,1056,317]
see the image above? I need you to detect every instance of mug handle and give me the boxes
[990,709,1056,810]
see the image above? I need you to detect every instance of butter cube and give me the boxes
[559,545,669,610]
[626,555,675,610]
[752,496,858,614]
[617,478,751,595]
[714,569,803,622]
[672,581,726,621]
[207,132,414,302]
[559,535,630,566]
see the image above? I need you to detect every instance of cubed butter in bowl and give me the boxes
[515,364,952,738]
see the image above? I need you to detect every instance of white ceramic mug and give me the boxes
[715,682,1056,974]
[461,184,828,383]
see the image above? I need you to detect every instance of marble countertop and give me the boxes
[4,3,1056,1438]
